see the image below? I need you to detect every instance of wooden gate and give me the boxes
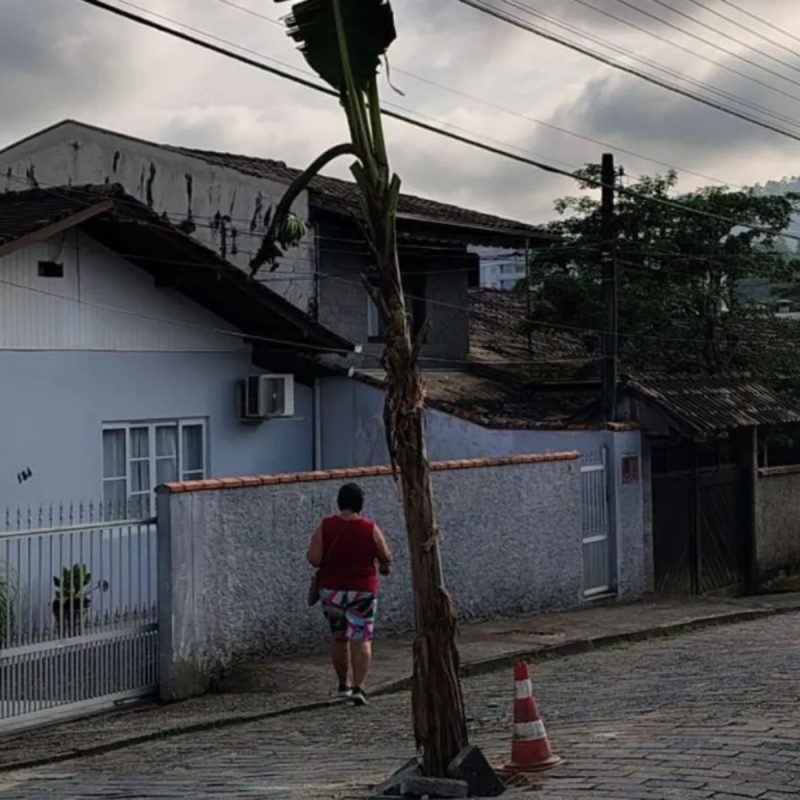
[652,442,750,594]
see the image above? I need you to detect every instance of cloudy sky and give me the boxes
[2,0,800,223]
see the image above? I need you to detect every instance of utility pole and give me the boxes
[600,153,618,422]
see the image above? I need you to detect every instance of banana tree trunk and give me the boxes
[366,183,469,778]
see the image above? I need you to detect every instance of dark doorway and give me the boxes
[651,440,750,594]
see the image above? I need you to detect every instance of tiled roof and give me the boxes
[169,146,546,241]
[0,184,118,247]
[355,370,617,430]
[159,451,580,493]
[468,288,598,384]
[628,375,800,434]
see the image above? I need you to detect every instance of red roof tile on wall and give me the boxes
[158,451,580,494]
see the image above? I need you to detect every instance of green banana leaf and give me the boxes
[275,0,396,92]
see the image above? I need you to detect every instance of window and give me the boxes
[38,261,64,278]
[102,420,207,518]
[367,294,386,340]
[366,284,425,341]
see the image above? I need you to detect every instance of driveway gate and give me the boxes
[580,449,615,596]
[0,505,158,733]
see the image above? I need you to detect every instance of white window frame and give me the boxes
[102,419,208,518]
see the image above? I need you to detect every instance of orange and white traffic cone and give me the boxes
[502,661,562,773]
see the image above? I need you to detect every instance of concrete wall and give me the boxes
[0,121,315,311]
[755,466,800,578]
[157,454,585,700]
[0,350,314,512]
[317,247,470,366]
[319,377,652,596]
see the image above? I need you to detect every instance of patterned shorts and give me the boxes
[320,589,377,642]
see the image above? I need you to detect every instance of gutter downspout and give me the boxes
[313,378,322,470]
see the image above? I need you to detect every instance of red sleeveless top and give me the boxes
[317,516,379,593]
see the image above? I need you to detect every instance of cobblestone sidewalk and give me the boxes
[3,593,799,772]
[1,613,798,799]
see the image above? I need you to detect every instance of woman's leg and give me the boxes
[347,592,377,692]
[321,589,350,689]
[350,639,372,687]
[331,640,350,686]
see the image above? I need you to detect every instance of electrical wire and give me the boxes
[563,0,800,120]
[207,0,742,188]
[716,0,800,49]
[683,0,800,64]
[35,2,800,248]
[628,0,800,82]
[459,0,800,142]
[497,0,800,124]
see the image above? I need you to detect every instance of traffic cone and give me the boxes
[501,661,562,773]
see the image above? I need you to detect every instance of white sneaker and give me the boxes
[338,685,353,698]
[351,687,369,706]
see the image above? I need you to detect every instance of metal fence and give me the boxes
[0,502,158,732]
[580,449,614,596]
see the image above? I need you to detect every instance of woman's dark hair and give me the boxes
[337,483,364,513]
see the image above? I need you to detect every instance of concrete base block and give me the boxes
[374,758,422,796]
[400,775,468,798]
[448,746,506,797]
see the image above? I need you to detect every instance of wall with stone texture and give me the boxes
[319,377,653,599]
[756,466,800,578]
[157,454,586,700]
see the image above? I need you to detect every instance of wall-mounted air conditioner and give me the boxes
[238,374,295,421]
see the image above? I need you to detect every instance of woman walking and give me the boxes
[307,483,392,706]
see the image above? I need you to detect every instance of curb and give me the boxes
[2,602,798,773]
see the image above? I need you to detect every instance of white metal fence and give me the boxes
[0,502,158,732]
[581,449,614,596]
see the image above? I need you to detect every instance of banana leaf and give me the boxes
[276,0,396,92]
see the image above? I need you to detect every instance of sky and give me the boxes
[2,0,800,224]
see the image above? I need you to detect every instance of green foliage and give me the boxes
[278,0,396,93]
[53,563,91,604]
[526,166,800,380]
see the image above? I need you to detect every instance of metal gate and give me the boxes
[652,462,749,594]
[0,505,158,733]
[580,449,615,596]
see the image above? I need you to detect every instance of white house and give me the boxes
[0,184,351,517]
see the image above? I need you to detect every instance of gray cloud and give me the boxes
[2,0,800,226]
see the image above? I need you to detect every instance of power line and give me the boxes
[1,228,794,353]
[0,274,605,367]
[330,274,800,347]
[458,0,800,143]
[497,0,800,126]
[610,0,800,89]
[683,0,800,64]
[48,1,800,246]
[208,0,741,188]
[563,0,800,124]
[716,0,800,49]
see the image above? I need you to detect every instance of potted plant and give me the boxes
[52,564,108,633]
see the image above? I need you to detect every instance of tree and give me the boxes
[526,166,800,376]
[250,0,468,776]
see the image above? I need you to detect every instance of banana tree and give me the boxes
[251,0,468,777]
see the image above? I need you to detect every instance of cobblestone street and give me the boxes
[1,612,798,799]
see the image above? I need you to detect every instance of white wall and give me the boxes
[0,350,314,513]
[0,232,248,352]
[0,121,315,311]
[0,235,315,511]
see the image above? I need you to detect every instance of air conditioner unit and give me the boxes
[238,374,295,421]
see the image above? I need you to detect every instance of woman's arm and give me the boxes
[373,524,392,574]
[307,523,323,567]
